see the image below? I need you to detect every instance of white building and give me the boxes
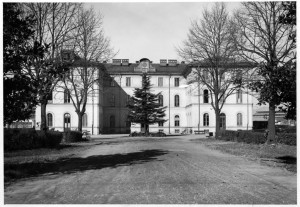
[35,57,254,135]
[105,58,254,134]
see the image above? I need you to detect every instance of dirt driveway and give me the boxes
[4,135,296,204]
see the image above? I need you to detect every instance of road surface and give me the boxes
[4,135,296,204]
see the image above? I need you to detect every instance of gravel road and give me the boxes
[4,135,296,204]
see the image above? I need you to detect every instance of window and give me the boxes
[158,95,163,106]
[158,77,163,87]
[237,113,243,126]
[174,95,180,107]
[203,89,209,103]
[126,77,131,87]
[203,113,209,126]
[237,89,243,103]
[220,113,226,129]
[110,94,115,107]
[174,77,179,87]
[158,121,164,127]
[83,113,87,127]
[175,129,180,133]
[64,89,70,103]
[64,113,71,131]
[110,115,115,128]
[175,115,180,126]
[203,70,209,80]
[47,113,53,127]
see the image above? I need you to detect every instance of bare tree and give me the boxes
[21,3,82,131]
[233,2,296,142]
[59,7,115,132]
[178,3,249,137]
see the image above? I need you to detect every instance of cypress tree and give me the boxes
[128,73,167,135]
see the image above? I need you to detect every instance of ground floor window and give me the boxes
[203,113,209,126]
[237,113,242,126]
[64,113,71,131]
[175,115,180,126]
[47,113,53,127]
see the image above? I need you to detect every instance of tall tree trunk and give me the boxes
[267,104,276,143]
[215,112,220,138]
[40,100,48,131]
[77,113,83,132]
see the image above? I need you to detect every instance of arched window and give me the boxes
[47,113,53,127]
[158,95,163,106]
[203,113,209,126]
[110,115,115,128]
[175,115,180,126]
[64,89,70,103]
[82,113,88,127]
[174,95,180,107]
[203,89,209,103]
[237,113,243,126]
[64,113,71,131]
[237,89,243,103]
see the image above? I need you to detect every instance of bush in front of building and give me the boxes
[4,129,63,151]
[277,133,296,145]
[218,130,296,146]
[63,131,83,142]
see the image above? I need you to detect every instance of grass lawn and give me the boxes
[193,138,296,173]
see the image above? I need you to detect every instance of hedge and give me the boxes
[63,131,83,142]
[4,129,63,151]
[218,130,296,146]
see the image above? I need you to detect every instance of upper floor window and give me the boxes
[110,94,115,107]
[175,115,180,126]
[158,121,164,127]
[203,113,209,126]
[158,94,164,106]
[203,70,209,80]
[126,77,131,87]
[237,89,243,103]
[174,95,180,107]
[64,89,70,103]
[174,77,179,87]
[47,113,53,127]
[203,89,209,103]
[237,113,243,126]
[158,77,163,87]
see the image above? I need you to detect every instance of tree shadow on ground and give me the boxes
[5,149,168,183]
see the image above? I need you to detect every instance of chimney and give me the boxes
[112,59,121,65]
[160,59,167,66]
[168,59,177,66]
[122,59,129,66]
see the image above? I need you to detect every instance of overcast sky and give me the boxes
[86,2,242,63]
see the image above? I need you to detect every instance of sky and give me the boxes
[85,2,242,63]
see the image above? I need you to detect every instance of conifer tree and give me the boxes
[127,73,167,135]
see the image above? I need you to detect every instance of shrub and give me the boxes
[218,130,296,146]
[4,129,63,151]
[63,131,83,142]
[277,133,296,145]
